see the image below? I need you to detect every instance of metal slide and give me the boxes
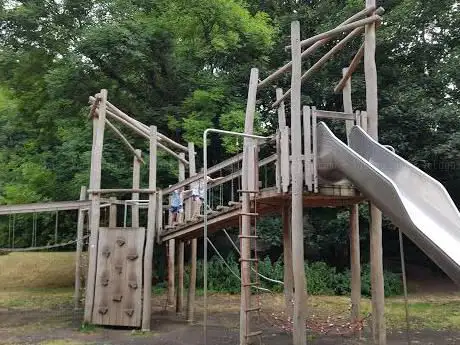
[316,122,460,285]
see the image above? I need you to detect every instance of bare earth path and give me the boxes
[1,292,460,345]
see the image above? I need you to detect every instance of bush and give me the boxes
[182,255,403,297]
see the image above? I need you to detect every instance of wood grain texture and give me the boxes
[92,227,145,327]
[84,89,107,323]
[239,67,259,345]
[141,125,157,331]
[303,106,313,191]
[290,21,307,345]
[74,186,87,310]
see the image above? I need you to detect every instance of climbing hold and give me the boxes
[128,281,138,289]
[101,246,111,258]
[124,308,134,317]
[126,248,138,261]
[114,264,123,274]
[116,236,126,247]
[100,275,109,286]
[112,294,123,302]
[98,306,108,314]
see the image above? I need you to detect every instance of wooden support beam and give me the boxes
[342,71,361,324]
[364,1,386,344]
[350,204,361,322]
[257,6,381,89]
[105,118,144,164]
[176,153,186,313]
[156,190,163,243]
[361,110,368,132]
[104,100,188,153]
[132,149,141,228]
[239,67,259,345]
[95,106,189,165]
[141,125,158,331]
[186,237,197,322]
[355,110,362,127]
[280,127,290,193]
[167,239,176,306]
[178,153,186,224]
[290,21,307,345]
[109,196,117,227]
[0,200,92,215]
[312,107,318,193]
[282,203,294,318]
[273,26,365,109]
[276,88,286,128]
[315,109,356,121]
[303,106,313,191]
[343,68,354,143]
[88,188,155,194]
[286,15,381,50]
[334,44,365,93]
[74,186,87,310]
[176,241,185,313]
[186,142,197,322]
[84,89,107,323]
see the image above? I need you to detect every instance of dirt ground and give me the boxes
[1,292,460,345]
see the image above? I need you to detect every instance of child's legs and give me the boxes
[192,197,202,218]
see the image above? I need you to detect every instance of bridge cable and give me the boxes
[0,234,90,252]
[206,237,271,293]
[222,229,284,285]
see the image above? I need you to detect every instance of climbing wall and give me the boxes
[92,227,145,327]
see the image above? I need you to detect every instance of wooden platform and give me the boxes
[160,187,364,242]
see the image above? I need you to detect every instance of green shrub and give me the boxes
[180,255,402,297]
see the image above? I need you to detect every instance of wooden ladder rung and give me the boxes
[240,212,259,216]
[238,235,259,239]
[228,201,241,206]
[242,282,258,287]
[245,307,261,313]
[245,331,263,338]
[239,258,259,262]
[216,205,229,211]
[237,190,259,194]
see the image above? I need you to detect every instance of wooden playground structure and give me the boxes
[0,2,392,344]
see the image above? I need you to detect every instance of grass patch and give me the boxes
[0,287,73,309]
[0,252,78,290]
[39,341,84,345]
[257,293,460,331]
[79,323,100,334]
[385,297,460,330]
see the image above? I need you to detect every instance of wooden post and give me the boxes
[350,204,361,322]
[282,203,294,318]
[167,239,175,306]
[186,142,197,322]
[276,88,286,128]
[187,238,197,321]
[141,125,157,331]
[343,68,354,143]
[342,67,362,324]
[240,67,259,345]
[176,153,186,313]
[176,241,185,313]
[290,21,307,345]
[74,185,87,310]
[132,149,141,228]
[109,197,117,228]
[364,1,386,343]
[84,89,107,323]
[178,153,185,224]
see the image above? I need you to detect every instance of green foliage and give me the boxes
[186,255,402,297]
